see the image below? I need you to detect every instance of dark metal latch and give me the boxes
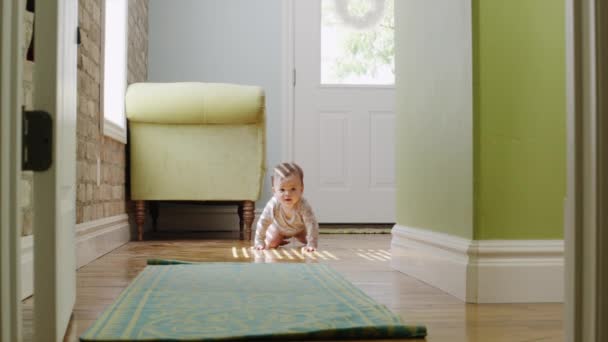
[22,109,52,171]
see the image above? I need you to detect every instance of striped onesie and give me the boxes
[254,196,319,249]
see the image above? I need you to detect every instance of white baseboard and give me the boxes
[76,214,130,269]
[391,225,471,300]
[20,215,130,299]
[21,235,33,300]
[391,224,564,303]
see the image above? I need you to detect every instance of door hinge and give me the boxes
[22,109,53,171]
[293,68,296,87]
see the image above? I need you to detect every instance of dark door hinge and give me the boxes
[22,109,52,171]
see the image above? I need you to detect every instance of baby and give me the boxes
[254,162,319,252]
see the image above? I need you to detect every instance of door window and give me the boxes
[321,0,394,85]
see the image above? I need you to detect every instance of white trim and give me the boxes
[75,214,130,268]
[102,118,127,143]
[33,1,79,339]
[20,236,33,300]
[391,225,564,303]
[100,0,129,144]
[0,0,23,339]
[391,225,470,300]
[281,0,295,161]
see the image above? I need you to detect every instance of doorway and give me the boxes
[290,0,396,223]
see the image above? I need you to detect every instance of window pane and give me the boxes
[321,0,394,85]
[103,0,127,128]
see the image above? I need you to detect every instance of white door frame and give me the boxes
[0,0,23,340]
[566,0,608,341]
[281,0,295,161]
[33,1,78,341]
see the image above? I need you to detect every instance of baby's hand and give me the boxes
[254,244,266,250]
[302,246,316,253]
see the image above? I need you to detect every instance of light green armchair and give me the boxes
[125,82,266,241]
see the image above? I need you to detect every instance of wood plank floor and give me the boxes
[22,234,564,341]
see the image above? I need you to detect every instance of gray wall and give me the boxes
[148,0,283,209]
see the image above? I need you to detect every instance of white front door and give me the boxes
[293,0,396,223]
[33,1,78,341]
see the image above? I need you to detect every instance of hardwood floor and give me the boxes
[22,234,563,341]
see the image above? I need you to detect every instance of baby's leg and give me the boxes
[265,224,288,249]
[293,229,308,245]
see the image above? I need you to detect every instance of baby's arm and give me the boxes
[254,200,274,249]
[301,200,319,252]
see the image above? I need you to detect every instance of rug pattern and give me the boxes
[80,262,426,341]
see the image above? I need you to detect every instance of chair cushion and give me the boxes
[125,82,264,125]
[129,123,264,201]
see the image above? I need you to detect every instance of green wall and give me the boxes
[395,0,565,240]
[473,0,565,239]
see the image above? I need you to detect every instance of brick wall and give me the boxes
[76,0,148,224]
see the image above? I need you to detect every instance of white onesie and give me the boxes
[254,196,319,249]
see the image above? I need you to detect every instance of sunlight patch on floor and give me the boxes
[229,247,391,262]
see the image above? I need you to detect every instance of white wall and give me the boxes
[394,0,474,238]
[148,0,283,209]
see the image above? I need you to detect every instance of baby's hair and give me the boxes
[272,162,304,184]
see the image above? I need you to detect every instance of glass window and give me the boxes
[321,0,394,85]
[102,0,128,142]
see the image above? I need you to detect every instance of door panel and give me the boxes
[370,111,395,188]
[33,1,78,341]
[294,0,395,222]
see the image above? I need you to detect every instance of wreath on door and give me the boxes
[334,0,385,30]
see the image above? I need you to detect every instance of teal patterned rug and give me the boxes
[80,261,426,341]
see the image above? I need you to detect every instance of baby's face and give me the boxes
[273,174,303,209]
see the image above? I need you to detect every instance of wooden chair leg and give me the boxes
[242,200,254,241]
[150,201,159,232]
[237,203,244,239]
[135,200,146,241]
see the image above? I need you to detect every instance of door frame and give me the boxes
[566,0,608,341]
[281,0,295,161]
[0,0,23,340]
[33,0,78,341]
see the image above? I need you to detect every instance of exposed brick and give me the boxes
[88,163,97,183]
[71,0,148,224]
[77,184,86,203]
[83,205,93,222]
[102,203,110,217]
[95,204,104,220]
[18,0,145,233]
[76,207,83,223]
